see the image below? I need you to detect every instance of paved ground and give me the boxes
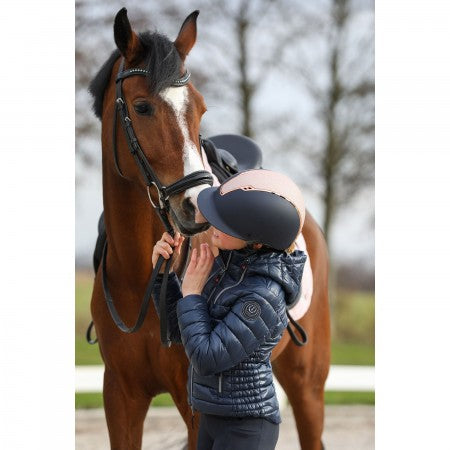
[76,405,374,449]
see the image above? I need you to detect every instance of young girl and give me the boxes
[152,169,307,450]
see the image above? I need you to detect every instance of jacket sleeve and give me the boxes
[176,286,285,376]
[152,271,183,343]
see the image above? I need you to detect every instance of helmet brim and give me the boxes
[197,187,247,241]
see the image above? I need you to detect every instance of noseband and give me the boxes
[101,58,213,346]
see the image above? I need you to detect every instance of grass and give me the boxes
[76,392,174,409]
[75,270,103,366]
[333,290,375,347]
[331,342,374,366]
[76,390,374,409]
[76,335,102,365]
[325,391,374,405]
[75,271,375,408]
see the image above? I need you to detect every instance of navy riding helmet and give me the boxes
[197,169,306,250]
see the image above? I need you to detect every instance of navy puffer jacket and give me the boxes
[152,245,306,424]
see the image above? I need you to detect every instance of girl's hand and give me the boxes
[181,243,215,297]
[152,231,185,274]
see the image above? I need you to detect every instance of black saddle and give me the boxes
[92,135,263,272]
[203,134,263,183]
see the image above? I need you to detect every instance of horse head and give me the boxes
[90,8,211,237]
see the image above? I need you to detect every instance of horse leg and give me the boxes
[273,291,330,450]
[103,368,152,450]
[168,373,200,450]
[273,343,328,450]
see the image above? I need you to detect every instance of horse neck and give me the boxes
[102,166,165,285]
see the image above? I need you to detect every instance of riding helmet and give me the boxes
[197,169,305,251]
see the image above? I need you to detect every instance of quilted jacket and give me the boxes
[152,245,307,424]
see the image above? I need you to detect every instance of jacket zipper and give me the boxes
[190,364,194,410]
[189,364,195,428]
[214,266,250,396]
[204,266,222,287]
[206,251,233,303]
[213,265,249,304]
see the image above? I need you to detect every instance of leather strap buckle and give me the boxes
[147,182,168,210]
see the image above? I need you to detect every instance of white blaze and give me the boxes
[159,86,209,208]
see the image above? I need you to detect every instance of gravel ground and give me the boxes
[76,405,374,449]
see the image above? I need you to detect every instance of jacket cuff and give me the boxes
[177,294,208,316]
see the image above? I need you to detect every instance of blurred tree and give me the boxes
[189,0,313,138]
[283,0,374,244]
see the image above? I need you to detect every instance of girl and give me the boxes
[152,169,307,450]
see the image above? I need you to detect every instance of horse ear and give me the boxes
[114,8,143,64]
[174,10,199,61]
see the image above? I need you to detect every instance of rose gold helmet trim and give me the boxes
[219,169,306,232]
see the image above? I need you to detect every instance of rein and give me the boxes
[99,58,213,346]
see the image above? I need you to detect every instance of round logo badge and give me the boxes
[241,301,261,320]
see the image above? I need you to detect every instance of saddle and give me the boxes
[202,134,263,183]
[92,134,263,273]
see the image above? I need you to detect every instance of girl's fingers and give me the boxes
[162,232,174,244]
[175,232,183,246]
[203,243,213,259]
[159,249,171,259]
[189,248,197,268]
[199,243,206,261]
[185,244,215,274]
[198,244,213,272]
[176,235,185,252]
[158,242,173,254]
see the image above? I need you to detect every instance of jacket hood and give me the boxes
[218,246,307,307]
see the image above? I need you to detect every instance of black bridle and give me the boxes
[101,58,213,346]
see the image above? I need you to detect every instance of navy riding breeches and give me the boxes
[197,413,279,450]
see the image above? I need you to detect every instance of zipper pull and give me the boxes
[241,258,249,270]
[215,266,227,283]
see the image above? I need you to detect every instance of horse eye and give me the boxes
[134,101,154,116]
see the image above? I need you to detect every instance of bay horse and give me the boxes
[88,8,330,450]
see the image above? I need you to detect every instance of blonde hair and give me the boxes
[285,229,302,254]
[249,241,297,254]
[285,241,297,254]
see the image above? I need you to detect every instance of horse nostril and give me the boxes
[182,197,195,216]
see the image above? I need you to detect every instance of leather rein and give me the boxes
[99,58,213,346]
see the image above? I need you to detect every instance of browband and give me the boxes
[116,67,191,86]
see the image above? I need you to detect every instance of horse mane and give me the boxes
[89,32,182,119]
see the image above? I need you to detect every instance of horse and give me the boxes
[88,8,330,450]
